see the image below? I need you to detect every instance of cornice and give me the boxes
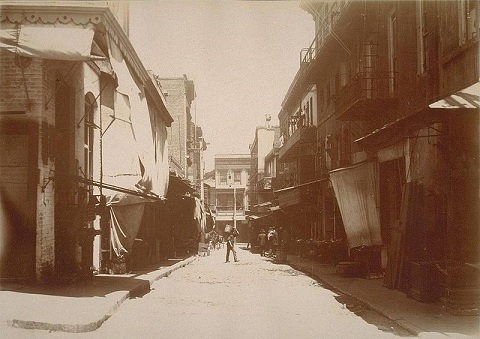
[0,2,107,26]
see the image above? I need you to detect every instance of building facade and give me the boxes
[214,154,250,242]
[247,117,282,240]
[249,116,280,207]
[0,2,173,282]
[156,75,196,180]
[276,0,479,310]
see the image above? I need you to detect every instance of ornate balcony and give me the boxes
[336,71,398,121]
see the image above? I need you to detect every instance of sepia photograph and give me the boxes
[0,0,479,338]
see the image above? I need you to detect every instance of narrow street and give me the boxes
[6,245,413,339]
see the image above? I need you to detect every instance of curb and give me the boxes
[287,259,419,336]
[9,256,198,333]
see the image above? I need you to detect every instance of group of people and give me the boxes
[223,224,288,262]
[256,227,279,258]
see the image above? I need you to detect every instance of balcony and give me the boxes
[336,71,398,121]
[258,176,273,191]
[215,206,245,217]
[278,125,316,163]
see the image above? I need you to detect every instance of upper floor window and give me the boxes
[309,97,314,126]
[388,10,398,95]
[416,0,428,74]
[218,170,227,185]
[458,0,478,45]
[84,94,96,182]
[233,170,242,184]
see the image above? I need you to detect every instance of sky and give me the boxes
[129,1,314,171]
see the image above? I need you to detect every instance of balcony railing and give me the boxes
[282,0,355,112]
[300,0,353,66]
[278,125,316,163]
[215,206,245,216]
[275,172,298,190]
[258,176,273,191]
[336,71,398,121]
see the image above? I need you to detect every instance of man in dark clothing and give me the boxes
[225,231,238,262]
[257,229,267,256]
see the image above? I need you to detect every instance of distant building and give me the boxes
[247,116,281,239]
[214,154,250,242]
[156,75,196,180]
[249,115,280,207]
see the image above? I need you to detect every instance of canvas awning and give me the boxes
[106,193,147,258]
[274,179,325,208]
[0,22,103,60]
[356,82,480,148]
[428,81,480,109]
[247,214,272,220]
[329,161,382,250]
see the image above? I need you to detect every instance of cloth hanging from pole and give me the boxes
[107,193,148,257]
[107,35,168,197]
[329,161,382,250]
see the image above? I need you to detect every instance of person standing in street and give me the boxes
[257,229,267,256]
[225,226,239,263]
[267,227,279,258]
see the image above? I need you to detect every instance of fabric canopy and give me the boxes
[101,36,170,256]
[429,81,480,109]
[329,161,382,250]
[107,35,168,197]
[193,197,206,234]
[107,193,149,257]
[0,22,101,60]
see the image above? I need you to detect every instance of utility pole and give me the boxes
[233,186,236,230]
[228,173,236,230]
[199,138,204,204]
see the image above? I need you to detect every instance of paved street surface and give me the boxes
[3,245,416,339]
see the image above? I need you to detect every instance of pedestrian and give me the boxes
[257,229,267,256]
[225,225,239,263]
[246,225,254,249]
[267,227,279,258]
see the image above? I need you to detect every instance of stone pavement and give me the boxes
[0,255,197,333]
[285,254,480,338]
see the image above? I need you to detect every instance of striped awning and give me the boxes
[0,22,103,60]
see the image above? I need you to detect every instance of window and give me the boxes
[388,10,398,95]
[84,96,95,182]
[318,90,325,120]
[458,0,478,45]
[364,35,378,98]
[416,0,428,74]
[219,170,228,185]
[234,170,241,184]
[305,101,310,126]
[309,97,314,126]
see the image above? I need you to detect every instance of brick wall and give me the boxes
[158,79,188,177]
[0,50,43,113]
[0,51,56,281]
[35,60,59,281]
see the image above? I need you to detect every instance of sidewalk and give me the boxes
[0,255,197,333]
[286,254,480,338]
